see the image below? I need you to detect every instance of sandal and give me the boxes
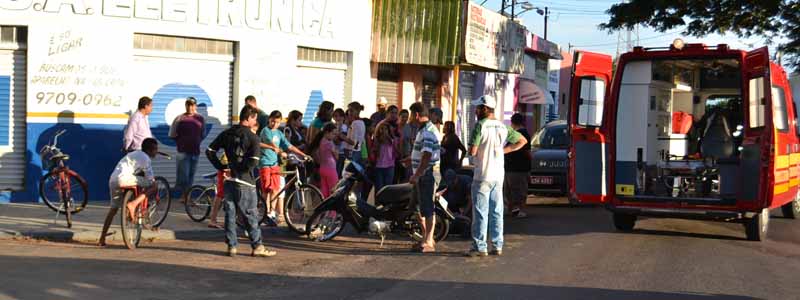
[208,223,224,229]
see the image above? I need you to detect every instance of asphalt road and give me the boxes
[1,205,798,300]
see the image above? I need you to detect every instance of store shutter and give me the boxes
[297,66,346,126]
[131,54,234,186]
[376,63,399,107]
[0,49,26,190]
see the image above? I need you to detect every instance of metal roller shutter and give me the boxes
[376,63,399,107]
[458,71,475,144]
[297,66,346,125]
[376,80,399,107]
[0,49,26,190]
[131,54,234,186]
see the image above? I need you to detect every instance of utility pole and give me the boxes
[543,7,549,40]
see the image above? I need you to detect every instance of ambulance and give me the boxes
[568,39,799,241]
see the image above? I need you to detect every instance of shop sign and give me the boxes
[0,0,337,38]
[27,25,132,119]
[464,2,526,73]
[516,78,552,105]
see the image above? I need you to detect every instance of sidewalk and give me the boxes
[0,202,225,243]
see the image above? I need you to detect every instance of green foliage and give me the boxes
[599,0,799,71]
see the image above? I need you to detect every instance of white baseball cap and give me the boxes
[378,97,388,106]
[471,95,497,109]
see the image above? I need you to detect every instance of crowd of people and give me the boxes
[100,93,531,258]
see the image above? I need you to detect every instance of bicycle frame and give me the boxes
[120,185,153,226]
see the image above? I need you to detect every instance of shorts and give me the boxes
[216,170,227,200]
[259,165,281,194]
[415,169,438,218]
[109,176,150,209]
[503,171,528,206]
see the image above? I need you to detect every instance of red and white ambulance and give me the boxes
[568,40,799,241]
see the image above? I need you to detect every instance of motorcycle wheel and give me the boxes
[306,209,345,242]
[407,210,450,243]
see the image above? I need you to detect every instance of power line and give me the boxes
[572,28,685,47]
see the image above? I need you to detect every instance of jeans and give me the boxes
[223,181,263,249]
[374,166,395,193]
[175,152,199,193]
[471,180,504,252]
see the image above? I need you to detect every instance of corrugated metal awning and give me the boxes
[371,0,463,67]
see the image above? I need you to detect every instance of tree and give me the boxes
[599,0,800,71]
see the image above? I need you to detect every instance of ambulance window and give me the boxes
[577,77,605,127]
[748,77,766,128]
[772,86,788,131]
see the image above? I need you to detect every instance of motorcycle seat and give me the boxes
[376,183,413,205]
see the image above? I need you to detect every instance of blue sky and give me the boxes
[481,0,772,56]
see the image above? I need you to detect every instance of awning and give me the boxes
[526,34,563,60]
[515,77,554,105]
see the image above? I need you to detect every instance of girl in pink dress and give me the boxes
[307,123,339,197]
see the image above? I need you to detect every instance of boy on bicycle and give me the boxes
[98,138,159,247]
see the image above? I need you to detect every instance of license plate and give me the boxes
[530,176,554,185]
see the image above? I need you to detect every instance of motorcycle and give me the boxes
[305,160,455,244]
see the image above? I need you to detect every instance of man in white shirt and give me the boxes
[98,138,159,247]
[465,95,527,257]
[122,97,154,152]
[346,102,367,203]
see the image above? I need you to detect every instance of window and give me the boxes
[133,33,234,55]
[577,77,605,127]
[297,46,349,64]
[748,77,766,128]
[772,86,788,131]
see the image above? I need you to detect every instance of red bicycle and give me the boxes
[38,130,89,228]
[119,155,172,250]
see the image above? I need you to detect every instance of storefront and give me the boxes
[0,0,374,202]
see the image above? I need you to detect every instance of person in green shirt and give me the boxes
[465,95,527,258]
[306,100,334,143]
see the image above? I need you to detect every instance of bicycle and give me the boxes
[119,158,171,250]
[185,171,267,233]
[38,129,89,228]
[263,154,324,234]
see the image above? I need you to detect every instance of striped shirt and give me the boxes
[411,121,440,172]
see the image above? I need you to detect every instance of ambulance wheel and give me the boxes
[613,213,637,231]
[781,194,800,219]
[744,208,769,241]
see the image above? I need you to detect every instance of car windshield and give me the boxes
[532,125,568,149]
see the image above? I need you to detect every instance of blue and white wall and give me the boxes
[0,0,376,202]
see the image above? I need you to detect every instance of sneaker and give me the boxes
[490,249,503,256]
[511,209,527,218]
[464,249,488,257]
[252,245,277,257]
[227,246,238,257]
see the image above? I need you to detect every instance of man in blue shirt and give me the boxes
[259,110,308,225]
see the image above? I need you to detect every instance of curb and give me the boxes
[0,228,224,243]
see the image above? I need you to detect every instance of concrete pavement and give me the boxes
[0,202,223,242]
[0,205,798,299]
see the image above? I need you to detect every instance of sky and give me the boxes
[481,0,774,57]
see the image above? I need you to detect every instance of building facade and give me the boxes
[0,0,375,202]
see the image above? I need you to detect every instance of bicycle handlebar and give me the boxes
[158,152,172,160]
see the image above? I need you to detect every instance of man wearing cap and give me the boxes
[465,95,528,258]
[370,97,389,125]
[170,97,206,198]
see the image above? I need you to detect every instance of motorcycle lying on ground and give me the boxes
[306,160,455,244]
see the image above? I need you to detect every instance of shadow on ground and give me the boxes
[0,255,759,300]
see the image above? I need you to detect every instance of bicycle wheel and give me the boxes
[39,169,89,214]
[185,185,212,222]
[148,177,172,227]
[306,209,345,242]
[120,190,143,250]
[284,184,324,234]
